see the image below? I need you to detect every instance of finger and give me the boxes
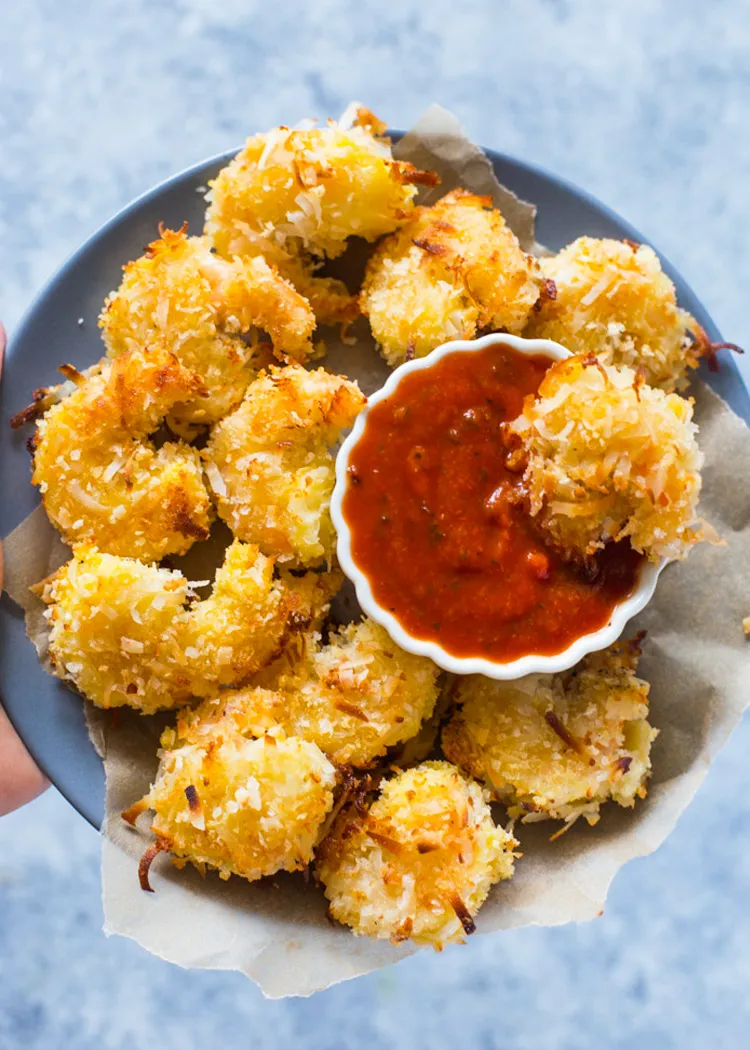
[0,321,4,593]
[0,322,47,812]
[0,704,49,816]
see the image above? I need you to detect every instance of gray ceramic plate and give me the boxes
[1,139,747,829]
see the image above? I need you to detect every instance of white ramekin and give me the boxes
[331,332,666,679]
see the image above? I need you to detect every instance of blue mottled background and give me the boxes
[2,2,750,1047]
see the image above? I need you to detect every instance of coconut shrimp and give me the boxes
[508,355,710,563]
[19,344,212,561]
[316,761,517,948]
[204,106,437,326]
[204,364,365,567]
[360,189,544,366]
[442,637,657,829]
[42,539,339,714]
[175,617,441,768]
[525,236,734,392]
[99,225,316,429]
[123,728,337,888]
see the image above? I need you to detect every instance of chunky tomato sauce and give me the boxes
[342,343,642,662]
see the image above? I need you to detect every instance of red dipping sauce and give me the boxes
[341,343,643,663]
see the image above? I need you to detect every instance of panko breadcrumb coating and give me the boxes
[28,344,212,561]
[204,364,365,566]
[175,539,332,691]
[525,236,705,392]
[360,189,543,366]
[124,728,337,885]
[509,355,710,562]
[247,567,344,689]
[44,547,190,713]
[289,617,441,765]
[263,250,361,330]
[99,225,316,428]
[442,637,657,828]
[176,618,442,767]
[316,762,517,948]
[42,540,337,714]
[205,107,436,325]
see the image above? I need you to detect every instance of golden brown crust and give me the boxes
[175,617,441,768]
[509,355,712,562]
[204,116,435,325]
[442,637,657,828]
[361,189,543,365]
[29,344,213,561]
[100,225,316,426]
[526,236,715,392]
[127,731,338,885]
[316,762,516,948]
[42,541,340,713]
[204,365,365,567]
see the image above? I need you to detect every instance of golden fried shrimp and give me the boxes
[43,547,189,712]
[525,237,707,392]
[509,355,710,562]
[269,249,360,329]
[316,762,517,948]
[99,225,316,427]
[289,618,441,765]
[245,565,344,688]
[42,540,336,714]
[27,344,212,561]
[360,189,543,366]
[442,637,657,829]
[175,539,328,690]
[204,365,365,566]
[177,618,441,767]
[123,728,337,886]
[204,109,436,325]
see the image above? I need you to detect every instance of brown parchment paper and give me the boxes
[393,104,538,252]
[4,106,750,999]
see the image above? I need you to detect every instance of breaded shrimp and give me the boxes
[204,365,365,566]
[245,565,344,689]
[204,108,436,326]
[43,547,190,712]
[509,355,710,563]
[176,618,441,767]
[42,540,337,714]
[288,618,440,765]
[442,637,657,829]
[175,539,326,690]
[123,728,337,886]
[360,189,543,366]
[266,250,361,330]
[316,761,517,948]
[99,225,316,428]
[27,344,212,561]
[525,237,707,392]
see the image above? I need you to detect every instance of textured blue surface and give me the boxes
[2,1,750,1046]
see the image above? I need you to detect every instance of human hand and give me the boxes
[0,703,48,816]
[0,320,49,815]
